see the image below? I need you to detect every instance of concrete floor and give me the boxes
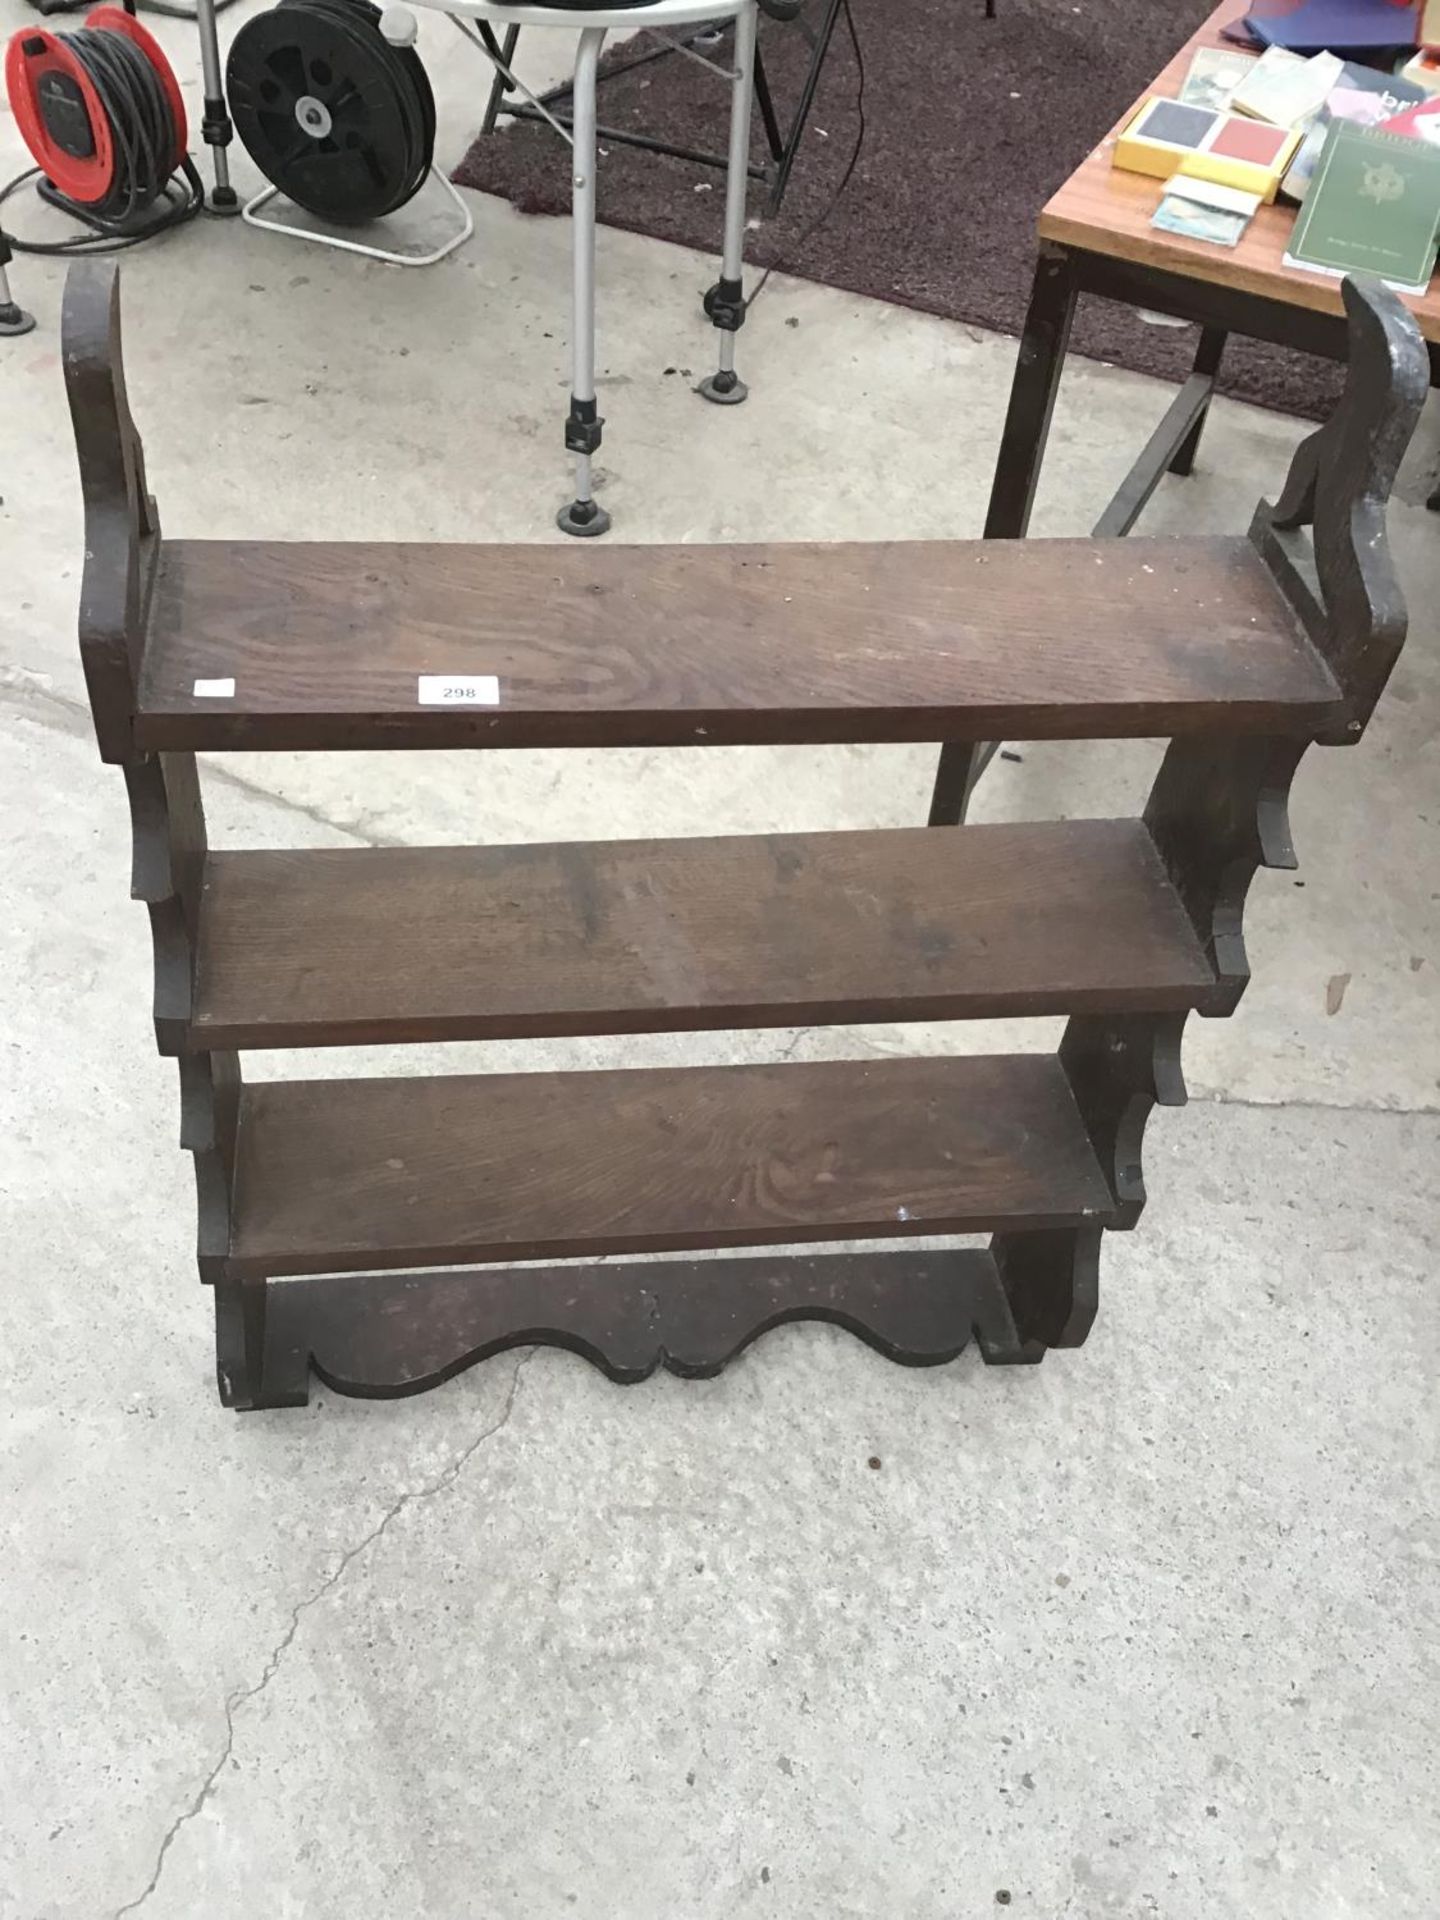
[2,3,1437,1914]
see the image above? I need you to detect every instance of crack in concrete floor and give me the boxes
[110,1351,536,1918]
[0,670,409,853]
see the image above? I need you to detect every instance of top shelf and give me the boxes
[132,536,1341,753]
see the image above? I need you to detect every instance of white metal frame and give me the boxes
[240,168,475,267]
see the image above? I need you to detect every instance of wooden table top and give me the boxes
[1039,0,1440,341]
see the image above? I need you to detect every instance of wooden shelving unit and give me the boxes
[62,262,1426,1410]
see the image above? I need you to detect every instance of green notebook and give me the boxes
[1285,119,1440,294]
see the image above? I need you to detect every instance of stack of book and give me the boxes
[1116,99,1301,203]
[1110,0,1440,283]
[1282,55,1432,195]
[1285,100,1440,291]
[1221,1,1440,58]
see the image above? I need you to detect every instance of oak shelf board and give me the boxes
[134,535,1342,752]
[224,1053,1118,1279]
[188,818,1217,1051]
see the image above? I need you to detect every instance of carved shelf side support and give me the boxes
[180,1054,298,1411]
[979,1226,1103,1361]
[178,1051,299,1410]
[1250,275,1428,741]
[1060,1013,1188,1230]
[1145,736,1307,1015]
[983,1014,1185,1357]
[64,267,281,1408]
[62,262,159,764]
[124,751,208,1053]
[178,1050,239,1285]
[124,743,259,1395]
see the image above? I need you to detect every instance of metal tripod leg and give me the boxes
[765,0,842,214]
[0,238,35,338]
[194,0,238,212]
[698,0,757,407]
[557,27,610,538]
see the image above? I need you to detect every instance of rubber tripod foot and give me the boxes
[207,188,241,216]
[698,370,748,406]
[0,302,36,338]
[557,498,611,537]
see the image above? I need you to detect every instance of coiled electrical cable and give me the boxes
[2,10,204,252]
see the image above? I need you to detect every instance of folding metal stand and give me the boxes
[478,0,843,212]
[240,170,476,267]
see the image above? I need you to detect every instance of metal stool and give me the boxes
[412,0,760,535]
[479,0,841,218]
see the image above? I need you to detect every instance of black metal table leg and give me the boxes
[1092,369,1222,538]
[1168,325,1227,477]
[481,22,522,136]
[928,245,1079,827]
[928,740,1000,827]
[983,244,1080,540]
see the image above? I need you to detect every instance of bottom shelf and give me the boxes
[233,1249,1042,1406]
[225,1053,1118,1280]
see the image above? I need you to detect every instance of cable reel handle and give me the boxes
[379,4,418,47]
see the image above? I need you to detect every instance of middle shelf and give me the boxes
[186,816,1217,1052]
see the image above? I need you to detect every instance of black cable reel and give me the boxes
[227,0,435,225]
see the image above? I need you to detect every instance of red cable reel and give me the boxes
[5,7,187,215]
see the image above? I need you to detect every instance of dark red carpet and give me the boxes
[453,0,1342,421]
